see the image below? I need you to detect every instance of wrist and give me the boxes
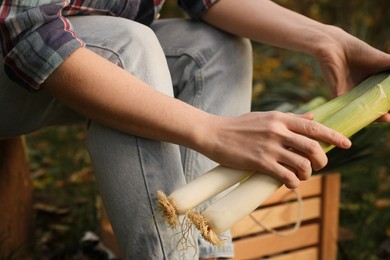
[309,25,346,58]
[186,113,220,155]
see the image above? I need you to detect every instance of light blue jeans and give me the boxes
[0,16,252,259]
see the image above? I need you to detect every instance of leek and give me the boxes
[157,166,254,227]
[158,72,390,245]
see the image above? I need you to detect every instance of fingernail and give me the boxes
[343,139,352,148]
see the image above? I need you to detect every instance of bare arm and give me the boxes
[42,48,212,151]
[203,0,390,122]
[42,47,351,188]
[203,0,326,55]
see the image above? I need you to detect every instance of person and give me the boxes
[1,0,389,259]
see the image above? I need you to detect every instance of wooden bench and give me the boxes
[0,137,33,259]
[231,173,340,260]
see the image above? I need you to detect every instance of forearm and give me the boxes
[42,47,351,189]
[202,0,334,56]
[202,0,390,96]
[42,47,213,151]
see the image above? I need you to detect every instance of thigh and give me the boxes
[151,18,253,259]
[87,123,192,259]
[70,16,174,96]
[73,16,193,259]
[152,18,252,116]
[152,19,253,182]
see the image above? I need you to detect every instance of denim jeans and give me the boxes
[0,16,252,259]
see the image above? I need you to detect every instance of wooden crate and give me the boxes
[231,173,340,260]
[99,173,340,259]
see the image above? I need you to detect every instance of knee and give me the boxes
[224,36,252,74]
[211,30,252,73]
[193,23,253,80]
[118,19,161,54]
[200,26,253,83]
[86,17,163,69]
[71,16,162,67]
[72,16,173,95]
[154,19,252,66]
[189,21,253,67]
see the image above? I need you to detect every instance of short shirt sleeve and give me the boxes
[1,2,84,91]
[178,0,219,20]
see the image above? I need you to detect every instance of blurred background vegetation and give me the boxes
[22,0,390,259]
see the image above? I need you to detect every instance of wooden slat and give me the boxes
[233,223,320,259]
[262,175,322,206]
[232,197,321,238]
[320,174,340,260]
[0,137,33,258]
[268,247,319,260]
[99,198,122,257]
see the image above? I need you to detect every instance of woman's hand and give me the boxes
[203,0,390,123]
[201,111,351,189]
[314,26,390,121]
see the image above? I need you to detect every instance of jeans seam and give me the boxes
[85,43,125,68]
[163,47,208,68]
[134,136,167,259]
[185,69,204,181]
[164,48,206,181]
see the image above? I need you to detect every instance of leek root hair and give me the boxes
[173,216,198,259]
[186,211,224,246]
[157,190,178,228]
[157,167,253,228]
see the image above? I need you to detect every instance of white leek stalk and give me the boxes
[157,165,254,227]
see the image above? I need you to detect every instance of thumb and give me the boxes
[332,74,353,96]
[319,63,351,97]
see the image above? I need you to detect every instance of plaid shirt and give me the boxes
[0,0,218,91]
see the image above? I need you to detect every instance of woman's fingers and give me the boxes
[255,112,350,177]
[277,148,313,180]
[282,132,327,171]
[264,113,352,186]
[259,156,301,189]
[377,113,390,122]
[286,114,351,149]
[209,111,352,189]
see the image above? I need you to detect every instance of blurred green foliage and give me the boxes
[24,0,390,259]
[252,0,390,110]
[26,126,98,258]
